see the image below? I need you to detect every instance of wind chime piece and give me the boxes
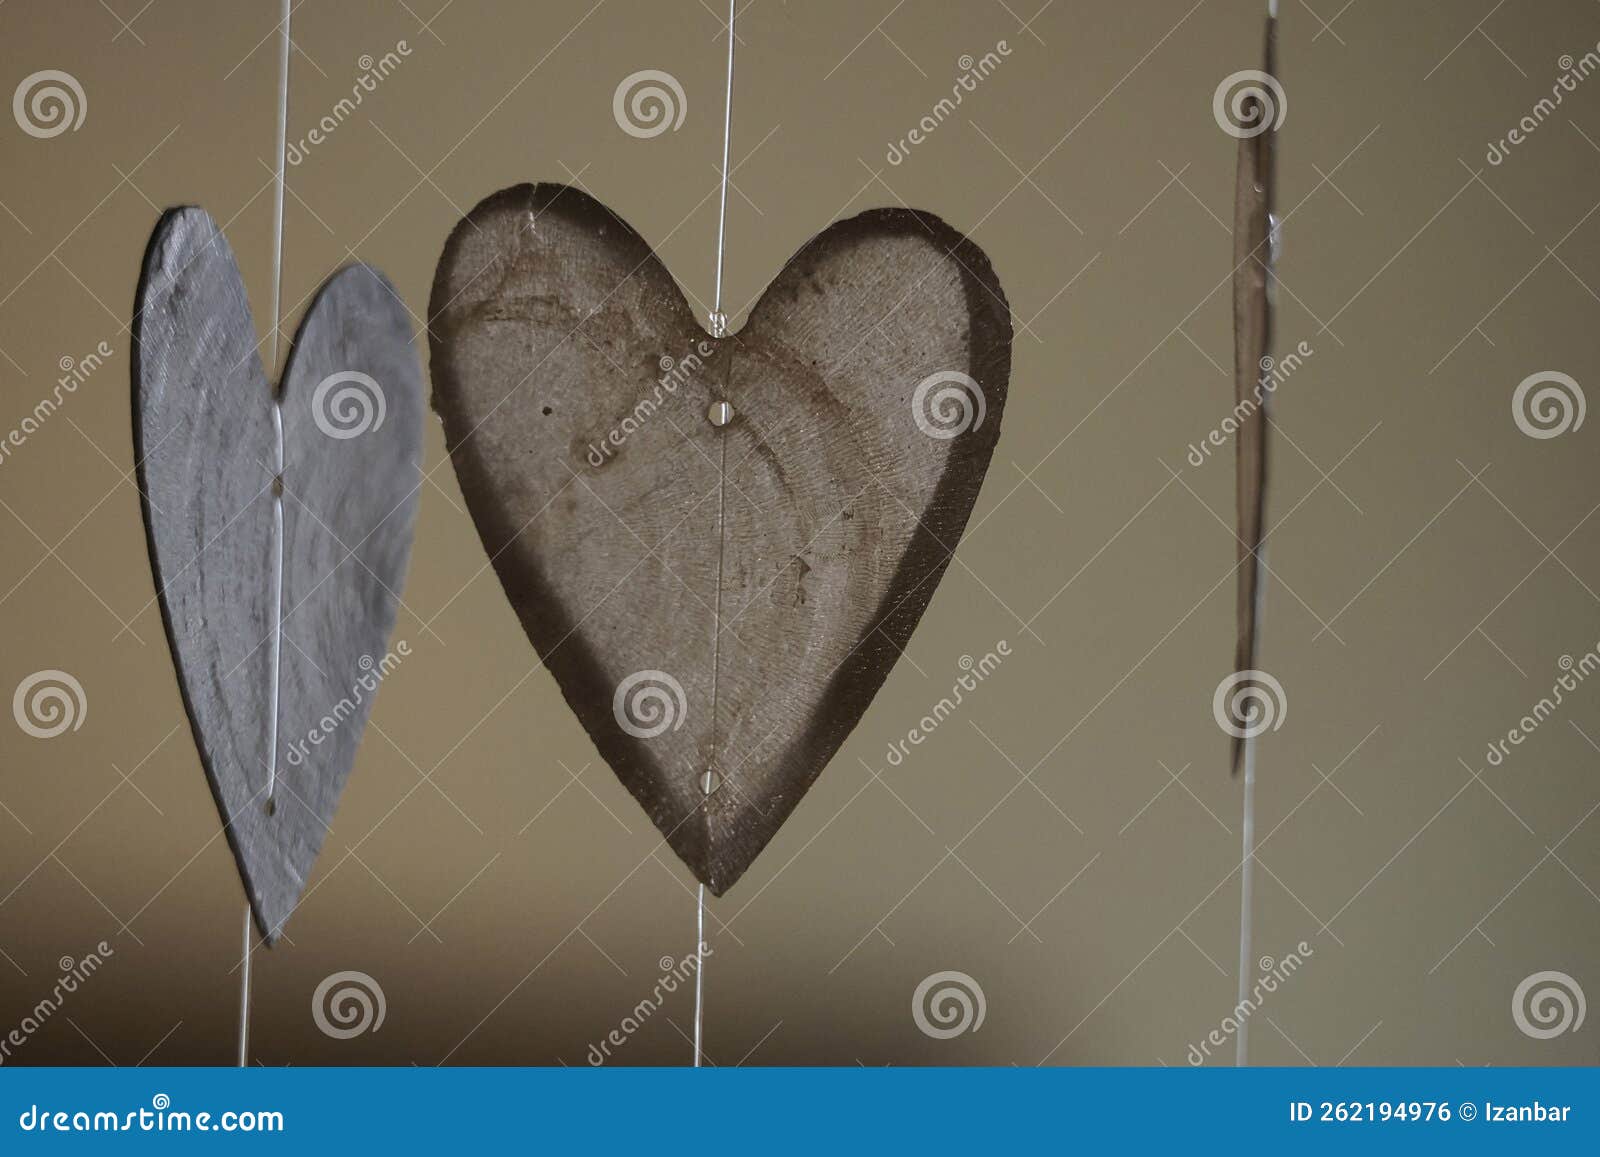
[1231,17,1279,776]
[429,184,1012,894]
[133,207,424,940]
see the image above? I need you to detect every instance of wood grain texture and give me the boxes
[134,207,423,940]
[1231,17,1279,776]
[430,184,1011,894]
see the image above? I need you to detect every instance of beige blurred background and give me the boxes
[2,0,1598,1066]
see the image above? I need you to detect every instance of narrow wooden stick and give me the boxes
[1232,0,1280,1069]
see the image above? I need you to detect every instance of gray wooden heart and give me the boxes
[429,184,1011,894]
[134,208,423,940]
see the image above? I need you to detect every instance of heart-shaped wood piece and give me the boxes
[429,185,1011,894]
[134,207,423,940]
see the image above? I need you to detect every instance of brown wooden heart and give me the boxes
[428,184,1011,894]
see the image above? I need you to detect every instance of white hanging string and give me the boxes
[708,0,736,338]
[264,0,289,818]
[693,873,707,1066]
[240,0,292,1070]
[695,0,738,1069]
[236,902,253,1066]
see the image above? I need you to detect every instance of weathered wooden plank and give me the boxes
[134,207,422,940]
[429,184,1011,893]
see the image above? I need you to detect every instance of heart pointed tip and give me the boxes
[696,861,740,899]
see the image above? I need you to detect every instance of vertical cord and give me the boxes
[237,903,253,1066]
[266,0,291,382]
[698,411,731,1069]
[240,0,292,1070]
[708,0,736,336]
[265,0,291,758]
[695,0,738,1067]
[693,882,706,1067]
